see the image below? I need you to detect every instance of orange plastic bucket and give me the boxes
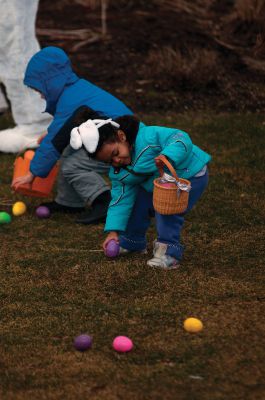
[12,152,59,198]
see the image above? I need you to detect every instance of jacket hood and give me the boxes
[24,46,79,115]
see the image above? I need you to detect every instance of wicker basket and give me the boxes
[153,155,191,215]
[12,152,58,198]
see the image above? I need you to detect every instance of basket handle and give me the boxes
[156,155,179,180]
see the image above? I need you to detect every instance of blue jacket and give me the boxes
[24,47,133,177]
[105,124,211,232]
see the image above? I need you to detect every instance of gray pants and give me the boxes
[55,146,110,207]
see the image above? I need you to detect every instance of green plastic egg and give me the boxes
[0,211,12,224]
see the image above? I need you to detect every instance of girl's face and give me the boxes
[96,130,131,167]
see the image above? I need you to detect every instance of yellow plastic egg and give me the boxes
[12,201,27,216]
[183,317,203,333]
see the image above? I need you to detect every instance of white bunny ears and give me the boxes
[70,118,120,153]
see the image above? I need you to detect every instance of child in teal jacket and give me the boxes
[70,115,211,269]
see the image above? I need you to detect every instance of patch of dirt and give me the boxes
[37,0,265,113]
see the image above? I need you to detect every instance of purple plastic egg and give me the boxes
[73,334,92,352]
[105,239,120,258]
[35,206,50,219]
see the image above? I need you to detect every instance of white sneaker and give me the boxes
[147,254,179,269]
[147,241,180,270]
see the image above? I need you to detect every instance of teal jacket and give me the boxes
[105,124,211,233]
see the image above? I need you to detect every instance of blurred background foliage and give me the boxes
[37,0,265,112]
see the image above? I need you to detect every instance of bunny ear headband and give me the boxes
[70,118,120,153]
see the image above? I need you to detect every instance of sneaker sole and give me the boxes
[147,261,180,270]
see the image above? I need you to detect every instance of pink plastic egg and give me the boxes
[112,336,133,353]
[105,239,120,258]
[161,182,175,188]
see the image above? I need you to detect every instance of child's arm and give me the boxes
[29,113,74,178]
[157,129,193,167]
[105,181,140,233]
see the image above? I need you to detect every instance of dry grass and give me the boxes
[0,112,265,399]
[234,0,265,22]
[146,47,219,88]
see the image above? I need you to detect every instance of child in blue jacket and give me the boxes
[70,115,211,269]
[12,46,133,224]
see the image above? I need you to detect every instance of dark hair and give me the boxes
[72,106,108,126]
[115,115,140,146]
[90,115,140,158]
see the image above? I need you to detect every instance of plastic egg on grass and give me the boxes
[0,211,12,224]
[24,150,35,160]
[112,336,134,353]
[35,206,50,219]
[12,201,27,216]
[105,239,120,258]
[73,334,92,352]
[184,317,203,333]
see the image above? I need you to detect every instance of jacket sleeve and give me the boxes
[104,176,143,233]
[30,106,104,178]
[30,113,69,177]
[159,129,193,167]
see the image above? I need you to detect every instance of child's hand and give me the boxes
[103,231,119,250]
[12,172,34,190]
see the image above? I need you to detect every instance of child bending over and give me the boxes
[70,116,211,269]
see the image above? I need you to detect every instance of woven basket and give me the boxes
[153,155,191,215]
[12,153,58,198]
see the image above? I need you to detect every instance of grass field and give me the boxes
[0,112,264,400]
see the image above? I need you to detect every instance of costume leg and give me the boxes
[156,170,209,260]
[3,79,49,127]
[56,147,110,207]
[0,0,51,153]
[119,187,153,251]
